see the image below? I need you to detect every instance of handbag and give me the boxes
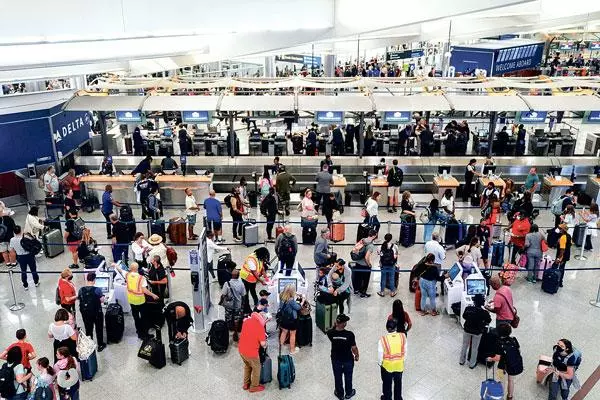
[76,328,97,360]
[498,293,520,329]
[541,239,549,253]
[55,286,61,306]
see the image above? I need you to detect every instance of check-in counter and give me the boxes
[541,176,573,205]
[478,177,506,198]
[433,176,460,198]
[331,176,348,201]
[80,174,214,206]
[369,177,388,206]
[585,176,600,204]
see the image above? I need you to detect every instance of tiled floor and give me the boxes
[1,195,599,400]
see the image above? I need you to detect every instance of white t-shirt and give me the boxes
[185,195,197,216]
[48,323,75,341]
[132,239,151,261]
[456,244,482,267]
[207,238,227,263]
[301,197,316,218]
[43,173,59,193]
[366,198,379,217]
[440,196,454,213]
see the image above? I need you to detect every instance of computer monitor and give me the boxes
[483,165,496,175]
[448,263,461,281]
[329,165,341,175]
[278,277,297,293]
[534,129,545,137]
[438,166,452,175]
[163,128,173,137]
[549,167,562,176]
[466,279,487,296]
[95,276,111,294]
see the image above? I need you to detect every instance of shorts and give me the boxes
[0,242,8,252]
[187,214,197,225]
[388,186,400,197]
[207,220,222,232]
[280,318,298,331]
[67,241,81,254]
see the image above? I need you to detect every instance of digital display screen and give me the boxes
[466,279,487,296]
[448,263,461,281]
[278,278,297,293]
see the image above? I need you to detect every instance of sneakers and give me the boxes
[98,343,107,352]
[377,291,385,297]
[242,384,250,391]
[390,291,397,297]
[70,263,80,269]
[233,237,242,242]
[23,286,29,291]
[35,282,40,287]
[345,389,356,399]
[359,293,371,298]
[248,385,265,393]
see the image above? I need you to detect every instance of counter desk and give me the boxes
[80,174,214,207]
[433,176,460,198]
[369,177,389,206]
[541,176,573,205]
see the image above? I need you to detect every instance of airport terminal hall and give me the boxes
[4,2,600,400]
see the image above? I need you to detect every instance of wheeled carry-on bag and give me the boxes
[295,315,313,347]
[277,349,296,389]
[151,220,166,242]
[400,215,416,248]
[105,301,125,343]
[480,364,504,400]
[243,219,259,246]
[168,217,187,245]
[331,223,345,242]
[302,226,316,245]
[572,223,586,247]
[169,338,189,365]
[315,301,338,334]
[356,223,370,242]
[137,327,166,369]
[537,255,554,281]
[42,229,64,258]
[541,265,561,294]
[260,349,273,384]
[80,350,98,381]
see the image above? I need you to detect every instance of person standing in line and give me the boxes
[486,323,523,400]
[580,203,599,251]
[0,213,17,267]
[387,300,412,334]
[274,165,296,216]
[275,226,298,276]
[353,229,377,298]
[545,338,580,400]
[508,212,531,264]
[47,309,78,363]
[63,189,78,220]
[101,185,121,239]
[53,347,80,400]
[238,311,267,393]
[109,214,130,263]
[459,294,491,369]
[261,187,278,242]
[131,232,152,273]
[0,329,36,376]
[377,233,398,297]
[486,275,516,327]
[326,259,352,314]
[23,206,45,239]
[184,188,200,240]
[364,192,381,233]
[9,225,39,290]
[64,217,81,270]
[327,314,359,400]
[3,346,31,400]
[314,227,336,268]
[230,187,246,242]
[386,160,404,213]
[57,268,77,317]
[378,319,407,400]
[524,224,545,283]
[315,163,334,212]
[77,273,107,352]
[418,255,444,316]
[220,269,246,342]
[204,190,223,243]
[278,285,305,355]
[555,223,572,288]
[42,166,59,197]
[523,167,540,194]
[206,231,229,281]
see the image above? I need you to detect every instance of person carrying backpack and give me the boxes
[545,338,581,400]
[275,226,297,276]
[377,234,398,298]
[351,229,377,298]
[0,346,31,400]
[260,188,278,242]
[220,269,246,342]
[77,272,107,352]
[278,285,305,355]
[386,160,404,213]
[486,323,523,400]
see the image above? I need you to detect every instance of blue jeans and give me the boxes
[419,278,437,312]
[548,378,572,400]
[112,243,129,263]
[380,265,396,292]
[332,359,354,397]
[365,215,380,233]
[423,222,436,243]
[527,252,541,281]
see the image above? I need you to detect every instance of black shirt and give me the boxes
[137,179,158,203]
[400,199,413,213]
[263,194,278,217]
[0,216,16,242]
[65,219,79,243]
[462,306,492,335]
[147,265,167,300]
[64,197,78,218]
[421,264,442,281]
[112,221,130,244]
[327,328,356,362]
[178,129,187,143]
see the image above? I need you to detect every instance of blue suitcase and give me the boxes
[277,353,295,389]
[541,266,561,294]
[480,365,504,399]
[80,350,98,381]
[260,353,273,384]
[399,216,416,248]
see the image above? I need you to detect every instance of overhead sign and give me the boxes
[585,111,600,123]
[275,54,322,67]
[52,110,93,157]
[450,49,494,76]
[382,111,411,124]
[387,49,424,61]
[115,111,143,123]
[315,111,344,124]
[590,42,600,50]
[560,42,574,50]
[518,111,547,124]
[182,111,210,123]
[493,43,544,75]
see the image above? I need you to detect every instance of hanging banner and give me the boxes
[115,111,143,123]
[52,110,93,157]
[182,111,211,123]
[315,111,344,124]
[517,111,548,124]
[382,111,411,124]
[275,54,322,67]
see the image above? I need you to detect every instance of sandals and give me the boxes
[430,311,439,316]
[390,291,397,297]
[419,311,429,316]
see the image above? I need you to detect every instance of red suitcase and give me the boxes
[331,223,345,242]
[168,217,188,245]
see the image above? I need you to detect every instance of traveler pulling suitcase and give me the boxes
[331,223,345,242]
[168,217,187,245]
[480,364,504,400]
[541,265,561,294]
[80,350,98,381]
[169,338,189,365]
[572,223,586,247]
[400,216,416,247]
[490,240,505,268]
[105,301,125,343]
[302,226,316,245]
[42,229,64,258]
[243,219,259,246]
[537,255,554,281]
[296,315,313,347]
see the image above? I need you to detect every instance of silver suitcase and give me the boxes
[43,229,65,258]
[243,221,259,247]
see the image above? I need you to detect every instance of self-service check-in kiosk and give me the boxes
[444,262,465,315]
[460,273,488,327]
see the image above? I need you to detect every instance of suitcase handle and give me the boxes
[485,362,496,380]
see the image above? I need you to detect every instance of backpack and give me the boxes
[21,234,42,254]
[380,243,396,265]
[260,180,271,197]
[568,348,583,372]
[224,195,232,208]
[387,167,402,186]
[166,246,177,266]
[500,337,523,376]
[350,240,368,261]
[71,223,83,241]
[278,234,296,258]
[205,320,229,354]
[551,196,565,216]
[0,363,16,399]
[0,217,7,242]
[33,385,54,400]
[79,286,99,315]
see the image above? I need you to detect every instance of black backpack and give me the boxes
[380,243,396,265]
[206,320,229,354]
[0,217,8,242]
[33,385,54,400]
[0,363,16,399]
[21,234,42,254]
[259,197,268,216]
[278,235,296,258]
[500,337,524,376]
[79,286,99,315]
[224,195,232,208]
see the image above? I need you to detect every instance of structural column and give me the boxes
[264,56,275,78]
[358,113,365,158]
[324,54,336,77]
[487,111,497,157]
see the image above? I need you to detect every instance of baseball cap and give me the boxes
[336,314,350,323]
[259,290,271,296]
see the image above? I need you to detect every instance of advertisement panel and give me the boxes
[115,111,143,123]
[382,111,411,124]
[51,110,93,157]
[517,111,548,124]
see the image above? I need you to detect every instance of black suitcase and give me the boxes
[577,192,592,206]
[400,216,416,248]
[119,205,134,222]
[296,315,313,347]
[138,327,166,369]
[169,338,189,365]
[477,327,499,365]
[151,220,166,241]
[44,217,62,233]
[546,228,559,248]
[541,267,561,294]
[356,223,370,242]
[217,253,237,287]
[105,301,125,343]
[572,223,586,247]
[470,194,480,207]
[445,218,460,247]
[291,136,304,154]
[248,191,258,208]
[146,301,165,328]
[302,226,316,245]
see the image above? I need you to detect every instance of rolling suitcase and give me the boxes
[168,217,187,245]
[151,220,166,242]
[217,253,236,287]
[572,223,586,247]
[277,352,295,389]
[400,216,416,247]
[296,315,313,347]
[537,255,554,281]
[470,194,480,207]
[541,265,561,294]
[414,282,422,311]
[445,218,460,247]
[44,217,62,233]
[124,137,133,155]
[302,226,316,245]
[260,352,273,384]
[331,223,345,242]
[42,229,64,258]
[80,350,98,381]
[169,338,189,365]
[243,220,259,246]
[291,136,304,155]
[480,365,504,400]
[490,240,505,268]
[356,223,370,242]
[105,301,125,344]
[344,192,351,207]
[315,301,337,334]
[138,327,166,369]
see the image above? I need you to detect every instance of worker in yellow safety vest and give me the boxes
[378,319,407,400]
[239,247,270,311]
[115,261,158,340]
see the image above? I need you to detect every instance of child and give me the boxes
[30,357,55,399]
[0,329,36,373]
[258,290,270,313]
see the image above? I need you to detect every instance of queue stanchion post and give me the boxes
[575,226,588,261]
[7,269,25,312]
[590,281,600,308]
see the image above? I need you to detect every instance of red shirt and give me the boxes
[493,286,515,321]
[7,341,34,369]
[238,313,265,358]
[510,218,531,248]
[58,278,76,305]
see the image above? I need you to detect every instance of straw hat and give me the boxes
[148,234,163,245]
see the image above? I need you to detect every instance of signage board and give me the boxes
[517,111,547,124]
[584,111,600,124]
[115,111,143,123]
[590,42,600,50]
[275,54,322,67]
[382,111,411,124]
[493,43,544,75]
[182,111,210,123]
[387,49,424,61]
[560,42,574,50]
[315,111,344,124]
[51,110,93,157]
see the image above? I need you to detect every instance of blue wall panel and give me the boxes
[0,118,54,173]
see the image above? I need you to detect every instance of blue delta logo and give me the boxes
[54,115,90,143]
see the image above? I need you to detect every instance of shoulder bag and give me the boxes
[497,292,520,329]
